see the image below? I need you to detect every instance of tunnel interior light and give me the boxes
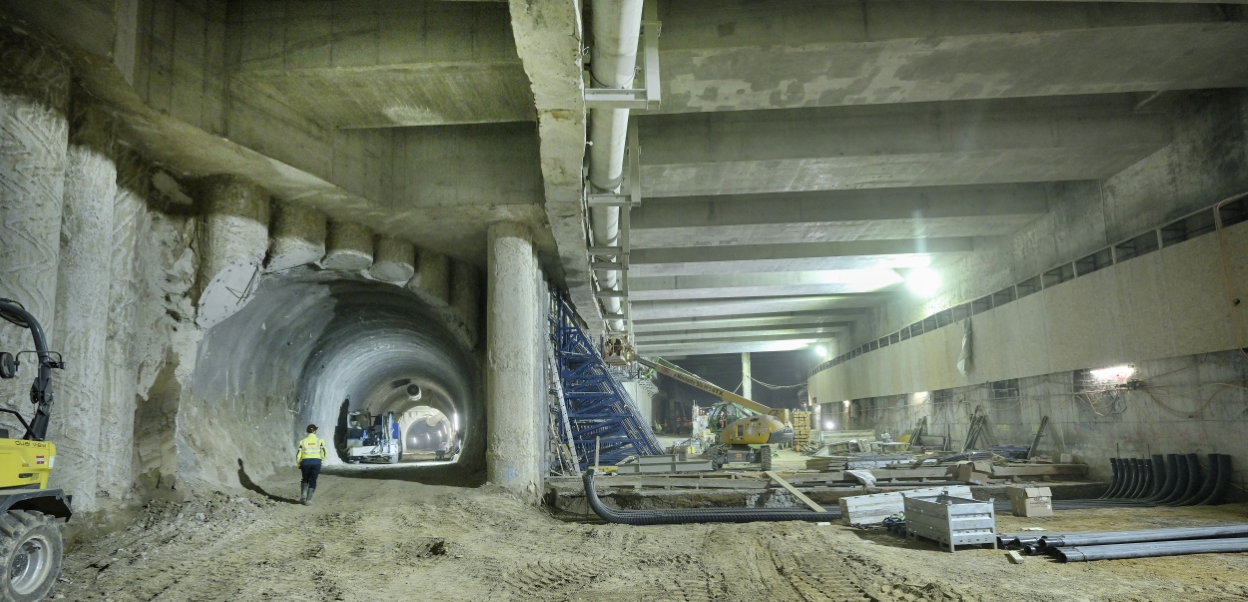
[1090,364,1135,383]
[814,345,828,357]
[824,420,835,430]
[906,267,941,297]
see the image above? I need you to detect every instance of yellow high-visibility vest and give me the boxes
[296,433,327,463]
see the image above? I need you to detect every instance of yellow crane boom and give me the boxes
[636,357,790,425]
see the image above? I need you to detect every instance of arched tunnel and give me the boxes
[188,270,483,488]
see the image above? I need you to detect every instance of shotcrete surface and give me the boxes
[55,471,1248,602]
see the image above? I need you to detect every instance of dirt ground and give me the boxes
[53,470,1248,602]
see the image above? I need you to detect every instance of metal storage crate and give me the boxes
[904,494,997,552]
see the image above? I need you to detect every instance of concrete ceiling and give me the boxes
[17,0,1248,358]
[622,0,1248,358]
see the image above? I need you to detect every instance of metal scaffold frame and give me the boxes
[550,291,662,472]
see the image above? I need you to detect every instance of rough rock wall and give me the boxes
[0,26,69,434]
[47,98,118,512]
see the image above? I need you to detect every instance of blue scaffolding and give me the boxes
[550,291,662,471]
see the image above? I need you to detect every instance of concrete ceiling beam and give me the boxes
[631,238,973,267]
[639,327,844,346]
[637,95,1171,197]
[507,0,600,325]
[630,287,894,302]
[637,341,823,357]
[636,321,849,338]
[633,309,866,332]
[657,1,1248,113]
[637,329,840,346]
[631,296,879,321]
[630,184,1049,248]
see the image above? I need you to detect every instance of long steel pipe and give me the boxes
[1057,537,1248,562]
[588,0,644,332]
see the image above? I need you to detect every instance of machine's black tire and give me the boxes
[760,445,772,472]
[0,510,62,602]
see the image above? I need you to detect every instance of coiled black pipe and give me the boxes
[1198,454,1233,506]
[1040,524,1248,549]
[1057,537,1248,562]
[1171,454,1213,506]
[1100,458,1122,499]
[1148,454,1180,502]
[1159,453,1197,505]
[1148,454,1165,498]
[582,471,843,525]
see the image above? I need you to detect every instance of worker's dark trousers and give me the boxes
[300,460,322,488]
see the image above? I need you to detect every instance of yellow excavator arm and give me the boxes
[635,357,790,425]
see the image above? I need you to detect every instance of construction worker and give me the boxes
[296,424,327,505]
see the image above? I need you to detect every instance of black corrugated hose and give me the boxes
[582,471,843,525]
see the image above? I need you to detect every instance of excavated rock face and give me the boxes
[187,268,482,488]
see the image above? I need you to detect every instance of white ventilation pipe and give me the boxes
[589,0,643,333]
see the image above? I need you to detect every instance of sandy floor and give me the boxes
[53,470,1248,602]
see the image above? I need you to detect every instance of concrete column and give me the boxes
[451,259,482,346]
[49,95,118,512]
[408,249,451,305]
[369,237,416,284]
[195,176,269,329]
[0,29,70,415]
[742,352,753,400]
[266,201,325,272]
[322,220,373,271]
[100,148,149,501]
[486,222,540,502]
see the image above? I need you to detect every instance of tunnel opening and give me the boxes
[188,268,483,489]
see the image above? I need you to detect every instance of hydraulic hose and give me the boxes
[1040,524,1248,549]
[1148,454,1180,502]
[1159,453,1197,505]
[1197,454,1232,506]
[582,471,843,525]
[1170,454,1212,506]
[1057,537,1248,562]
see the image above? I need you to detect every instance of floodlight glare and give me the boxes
[824,420,835,430]
[906,267,941,297]
[815,345,828,357]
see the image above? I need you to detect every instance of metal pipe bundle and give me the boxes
[1057,537,1248,562]
[582,471,844,525]
[1040,524,1248,549]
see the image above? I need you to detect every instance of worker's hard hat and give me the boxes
[306,424,318,433]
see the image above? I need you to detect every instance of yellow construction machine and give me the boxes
[0,299,74,602]
[636,357,793,470]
